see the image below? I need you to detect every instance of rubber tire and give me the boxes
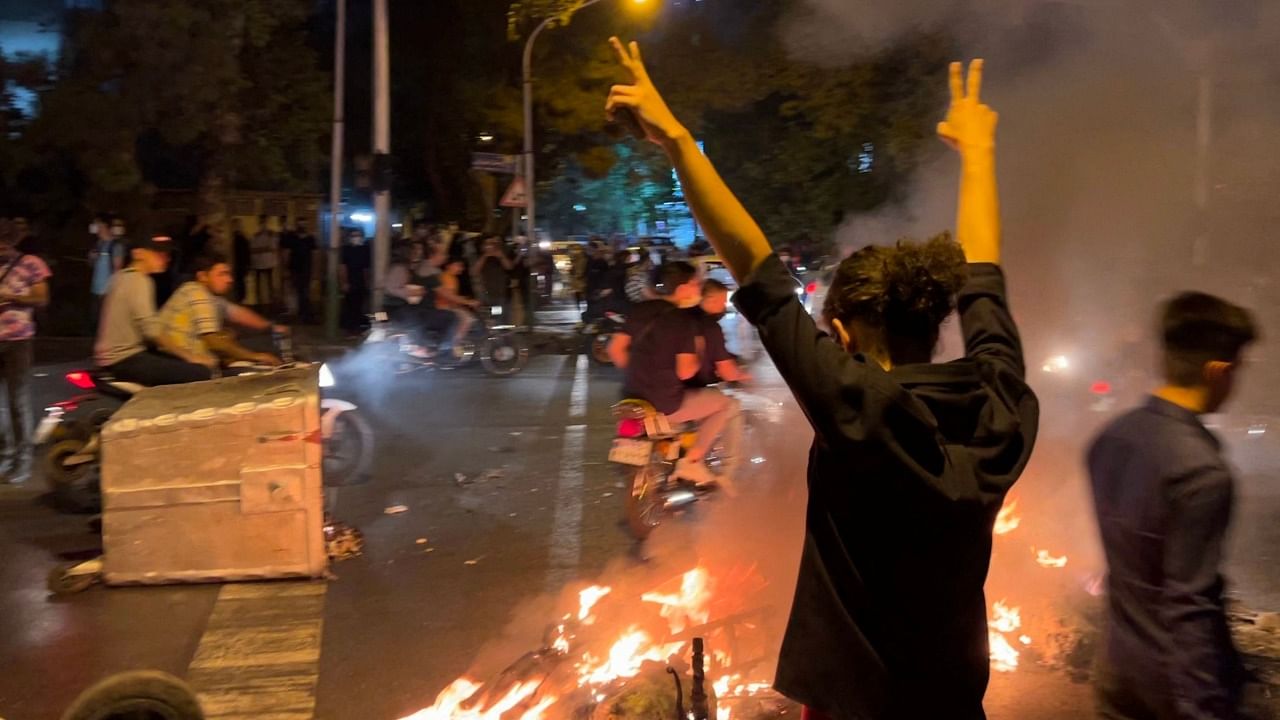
[45,438,102,515]
[480,332,529,377]
[586,333,613,366]
[625,464,663,541]
[323,409,375,487]
[60,670,204,720]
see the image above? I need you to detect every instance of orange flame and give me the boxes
[577,585,612,623]
[1033,548,1068,568]
[640,566,713,634]
[994,499,1021,535]
[577,626,685,686]
[988,600,1023,672]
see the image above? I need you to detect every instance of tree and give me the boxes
[501,0,952,243]
[12,0,329,225]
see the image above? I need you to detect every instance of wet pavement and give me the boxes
[0,330,1275,719]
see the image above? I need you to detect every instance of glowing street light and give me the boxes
[521,0,656,247]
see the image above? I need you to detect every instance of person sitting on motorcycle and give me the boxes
[688,279,751,387]
[384,240,457,355]
[607,261,739,489]
[94,236,215,386]
[157,251,284,369]
[436,256,481,349]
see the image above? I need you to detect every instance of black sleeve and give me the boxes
[1162,464,1240,719]
[957,264,1027,379]
[734,254,898,450]
[706,322,732,363]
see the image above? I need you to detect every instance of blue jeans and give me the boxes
[0,340,34,464]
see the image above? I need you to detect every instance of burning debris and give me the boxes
[401,566,785,720]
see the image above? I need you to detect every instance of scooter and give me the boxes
[37,361,373,514]
[363,304,529,377]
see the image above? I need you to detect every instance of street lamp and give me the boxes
[521,0,651,247]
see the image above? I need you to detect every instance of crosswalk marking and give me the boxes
[187,581,327,719]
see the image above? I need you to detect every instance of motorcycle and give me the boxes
[36,361,373,514]
[581,311,625,366]
[364,304,529,377]
[608,399,725,541]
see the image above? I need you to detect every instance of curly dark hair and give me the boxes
[822,233,968,364]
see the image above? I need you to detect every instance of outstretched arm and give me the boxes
[605,38,771,283]
[937,60,1001,265]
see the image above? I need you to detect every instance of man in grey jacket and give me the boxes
[94,236,213,386]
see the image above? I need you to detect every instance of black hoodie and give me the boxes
[734,255,1039,720]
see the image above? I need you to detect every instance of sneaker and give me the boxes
[673,458,717,488]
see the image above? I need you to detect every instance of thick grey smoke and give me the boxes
[781,0,1280,599]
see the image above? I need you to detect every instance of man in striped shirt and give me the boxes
[159,252,284,369]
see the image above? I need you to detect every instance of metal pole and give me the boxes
[372,0,392,311]
[325,0,346,340]
[522,18,551,319]
[1192,68,1212,267]
[520,0,607,317]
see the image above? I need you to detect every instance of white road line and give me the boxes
[547,423,586,592]
[569,354,589,418]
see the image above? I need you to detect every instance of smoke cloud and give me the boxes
[780,0,1280,601]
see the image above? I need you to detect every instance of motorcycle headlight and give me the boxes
[490,305,503,317]
[319,363,336,389]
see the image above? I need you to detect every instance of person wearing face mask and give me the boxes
[89,214,126,331]
[607,261,736,488]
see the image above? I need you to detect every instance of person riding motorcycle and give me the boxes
[607,261,738,488]
[157,251,285,370]
[384,240,457,356]
[687,278,751,387]
[437,254,481,349]
[94,236,214,386]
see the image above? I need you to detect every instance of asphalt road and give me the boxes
[0,331,1275,720]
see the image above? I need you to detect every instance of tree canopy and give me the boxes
[3,0,329,224]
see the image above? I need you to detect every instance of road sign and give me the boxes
[500,177,528,208]
[472,152,519,175]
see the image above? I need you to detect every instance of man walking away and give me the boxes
[94,236,213,386]
[0,219,50,485]
[250,215,279,308]
[283,218,317,323]
[1089,293,1261,720]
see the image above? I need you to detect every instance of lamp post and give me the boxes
[520,0,648,307]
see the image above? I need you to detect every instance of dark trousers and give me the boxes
[341,287,368,333]
[107,351,213,387]
[0,340,33,462]
[292,270,313,321]
[1094,655,1264,720]
[90,294,105,335]
[234,270,249,303]
[253,268,275,306]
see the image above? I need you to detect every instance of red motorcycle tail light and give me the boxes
[617,418,645,438]
[65,371,95,390]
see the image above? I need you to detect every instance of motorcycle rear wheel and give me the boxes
[625,463,664,541]
[480,332,529,377]
[43,427,101,514]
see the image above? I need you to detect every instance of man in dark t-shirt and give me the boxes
[687,279,750,387]
[282,219,317,322]
[607,262,739,489]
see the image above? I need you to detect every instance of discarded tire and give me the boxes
[61,670,204,720]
